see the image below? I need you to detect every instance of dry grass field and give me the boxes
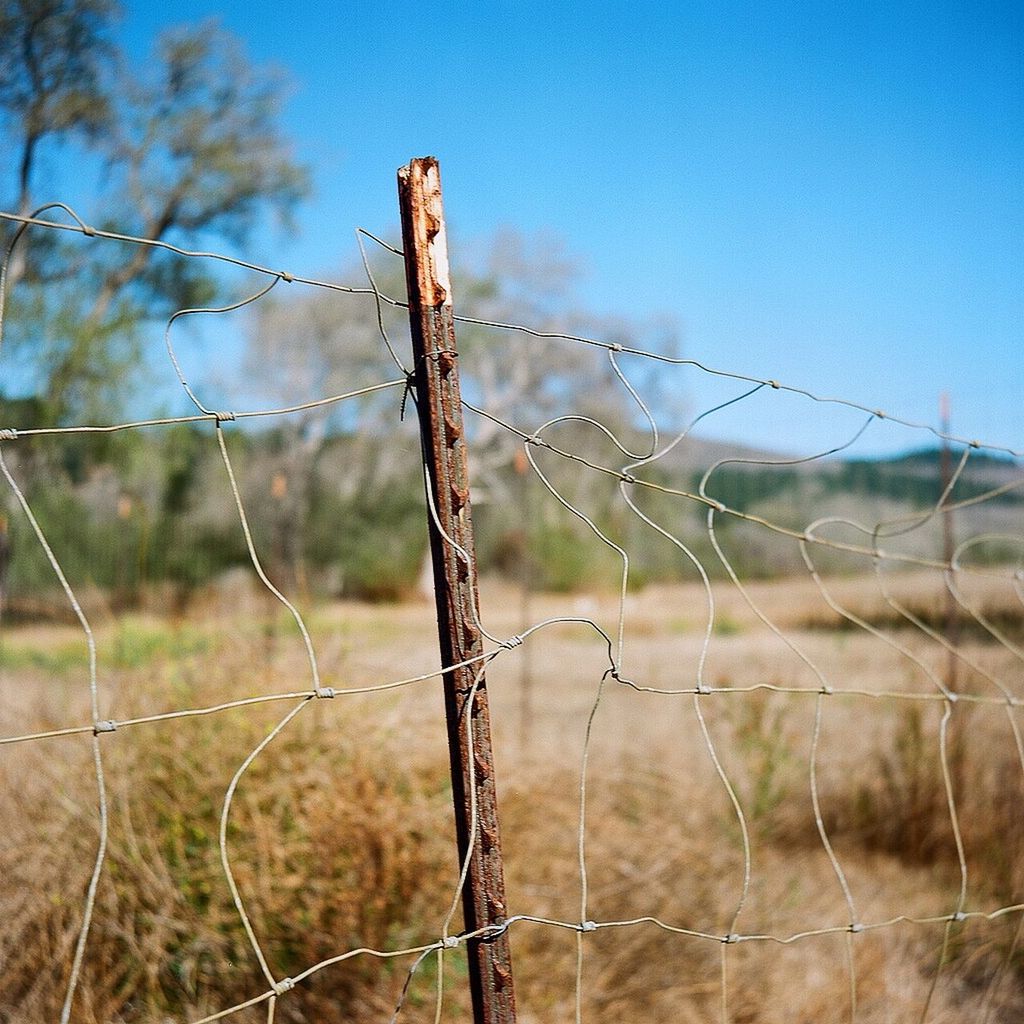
[1,569,1022,1023]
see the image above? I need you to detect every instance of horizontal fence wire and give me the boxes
[0,204,1022,1023]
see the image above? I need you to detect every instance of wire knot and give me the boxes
[768,379,780,389]
[81,223,96,237]
[315,686,337,699]
[524,434,541,446]
[93,720,117,735]
[0,428,17,442]
[278,270,294,283]
[723,933,739,944]
[501,634,524,649]
[273,977,295,995]
[580,920,597,933]
[873,409,886,420]
[849,922,864,933]
[609,342,624,353]
[442,935,460,949]
[214,411,236,424]
[820,684,833,696]
[621,473,636,485]
[697,683,712,695]
[486,919,511,940]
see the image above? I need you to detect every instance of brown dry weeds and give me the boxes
[1,572,1022,1022]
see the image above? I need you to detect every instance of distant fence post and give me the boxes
[398,157,518,1024]
[939,391,959,689]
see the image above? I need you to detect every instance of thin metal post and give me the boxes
[398,157,517,1024]
[939,391,958,689]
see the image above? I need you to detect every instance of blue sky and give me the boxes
[114,1,1022,457]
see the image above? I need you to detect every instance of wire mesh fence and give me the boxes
[1,163,1023,1023]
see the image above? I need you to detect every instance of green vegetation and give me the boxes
[700,451,1023,517]
[1,0,308,424]
[2,424,1021,615]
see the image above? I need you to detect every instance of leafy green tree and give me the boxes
[0,0,116,225]
[1,1,308,423]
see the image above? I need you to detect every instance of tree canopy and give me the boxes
[0,0,308,422]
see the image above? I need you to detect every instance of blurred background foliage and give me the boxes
[1,1,1020,617]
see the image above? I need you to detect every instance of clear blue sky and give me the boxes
[117,1,1022,457]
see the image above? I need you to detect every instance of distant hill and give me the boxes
[532,430,1018,582]
[650,434,1023,512]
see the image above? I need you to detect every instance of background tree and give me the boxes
[1,1,308,423]
[241,271,410,593]
[0,1,309,610]
[239,231,679,595]
[0,0,116,229]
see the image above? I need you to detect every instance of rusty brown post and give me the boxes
[397,157,517,1024]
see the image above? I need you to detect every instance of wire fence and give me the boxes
[1,178,1023,1024]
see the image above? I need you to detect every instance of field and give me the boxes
[1,570,1023,1023]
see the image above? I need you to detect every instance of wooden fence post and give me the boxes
[398,156,518,1024]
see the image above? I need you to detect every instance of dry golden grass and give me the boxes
[1,571,1022,1022]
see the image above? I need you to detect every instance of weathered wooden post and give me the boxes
[398,157,518,1024]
